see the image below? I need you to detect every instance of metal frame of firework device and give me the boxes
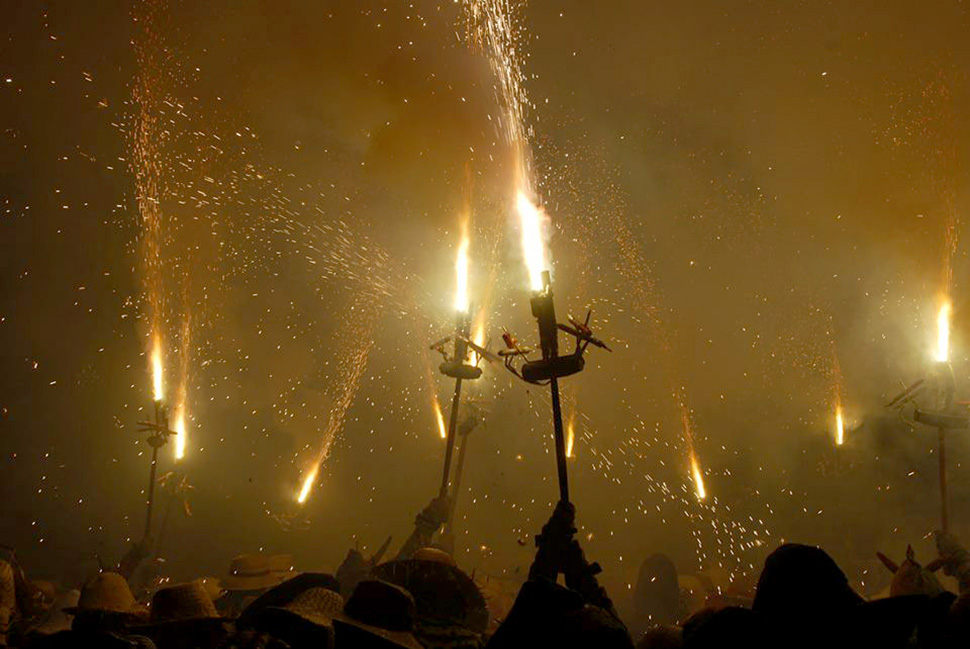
[500,270,611,503]
[136,399,178,542]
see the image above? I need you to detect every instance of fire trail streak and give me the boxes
[936,297,952,363]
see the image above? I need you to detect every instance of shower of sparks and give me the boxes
[516,191,547,291]
[936,297,952,363]
[151,334,164,403]
[455,226,471,313]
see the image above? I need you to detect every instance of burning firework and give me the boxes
[433,396,447,440]
[936,297,952,363]
[835,406,845,447]
[455,229,470,314]
[516,191,547,291]
[173,409,187,460]
[151,335,164,402]
[297,464,319,504]
[691,454,707,501]
[566,414,576,459]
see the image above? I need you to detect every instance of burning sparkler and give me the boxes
[691,454,707,501]
[173,409,187,461]
[151,334,164,402]
[516,191,547,291]
[936,297,952,363]
[297,464,319,505]
[432,397,447,440]
[455,230,470,313]
[835,406,845,447]
[565,406,576,459]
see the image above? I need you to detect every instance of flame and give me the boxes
[455,230,470,313]
[565,418,575,459]
[691,454,707,501]
[936,297,952,363]
[516,191,546,291]
[151,335,164,402]
[297,464,319,504]
[173,409,187,460]
[835,406,845,447]
[432,397,447,439]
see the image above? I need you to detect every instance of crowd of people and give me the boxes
[2,498,970,648]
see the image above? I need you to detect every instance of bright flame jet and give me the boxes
[455,232,470,313]
[516,191,547,291]
[297,465,319,504]
[691,454,707,501]
[151,335,164,402]
[835,406,845,447]
[566,418,575,459]
[174,410,187,460]
[936,298,952,363]
[433,397,447,440]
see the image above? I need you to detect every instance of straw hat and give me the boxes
[147,580,221,625]
[335,580,424,649]
[374,556,488,633]
[237,572,340,629]
[65,572,147,616]
[251,587,340,649]
[223,553,293,591]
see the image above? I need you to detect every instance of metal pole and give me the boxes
[939,426,949,534]
[446,432,471,526]
[439,377,463,497]
[144,445,158,541]
[550,377,570,503]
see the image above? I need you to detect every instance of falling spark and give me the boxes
[432,396,447,440]
[516,191,546,291]
[297,464,319,504]
[835,406,845,447]
[455,229,470,313]
[151,335,164,402]
[936,297,952,362]
[173,409,187,460]
[691,454,707,501]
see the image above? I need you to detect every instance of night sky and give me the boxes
[2,0,970,609]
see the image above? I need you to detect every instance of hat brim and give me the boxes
[251,606,335,648]
[333,615,424,649]
[222,572,291,591]
[374,560,488,633]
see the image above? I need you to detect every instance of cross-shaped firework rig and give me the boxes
[136,395,177,543]
[501,194,611,503]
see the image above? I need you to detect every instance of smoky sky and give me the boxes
[2,0,970,607]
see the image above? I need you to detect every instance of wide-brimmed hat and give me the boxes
[237,572,340,629]
[335,580,424,649]
[255,580,423,649]
[222,553,294,591]
[65,572,147,616]
[251,586,340,649]
[374,557,488,633]
[147,580,222,625]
